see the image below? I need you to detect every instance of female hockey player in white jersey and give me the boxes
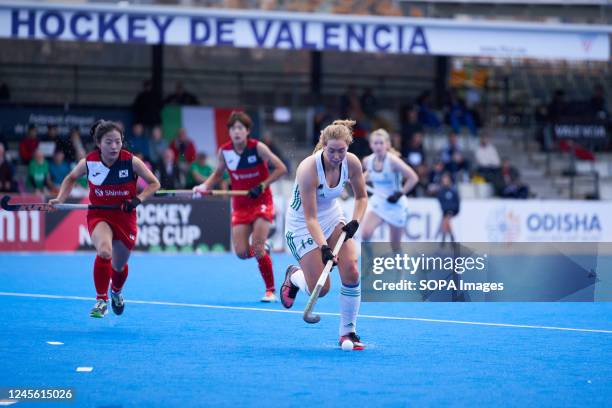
[281,119,368,350]
[360,129,419,251]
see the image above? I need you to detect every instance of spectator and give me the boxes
[149,125,168,167]
[164,81,199,106]
[42,124,59,142]
[474,135,501,185]
[440,132,470,181]
[48,150,71,194]
[156,148,182,189]
[416,90,441,129]
[261,130,291,174]
[400,105,424,158]
[474,135,501,171]
[437,172,460,244]
[499,158,529,199]
[19,125,39,164]
[132,79,161,127]
[445,91,477,136]
[27,148,50,193]
[44,124,76,162]
[0,143,16,192]
[186,152,214,189]
[128,123,150,160]
[169,128,197,164]
[403,132,426,168]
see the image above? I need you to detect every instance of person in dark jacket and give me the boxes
[437,172,460,243]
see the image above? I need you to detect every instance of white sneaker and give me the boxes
[260,290,277,303]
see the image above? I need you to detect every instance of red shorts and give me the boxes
[87,214,137,250]
[231,202,274,226]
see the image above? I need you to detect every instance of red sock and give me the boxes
[248,248,255,258]
[111,264,129,293]
[257,253,275,292]
[94,256,112,300]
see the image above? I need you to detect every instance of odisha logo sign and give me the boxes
[486,208,520,242]
[526,213,601,233]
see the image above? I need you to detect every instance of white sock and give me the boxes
[339,283,361,336]
[290,268,310,295]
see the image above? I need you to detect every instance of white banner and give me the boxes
[0,2,609,60]
[337,197,612,245]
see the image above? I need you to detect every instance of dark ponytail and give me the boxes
[90,120,124,145]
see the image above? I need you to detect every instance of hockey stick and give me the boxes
[303,231,347,324]
[155,189,249,197]
[1,195,120,212]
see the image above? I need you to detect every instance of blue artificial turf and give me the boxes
[0,253,611,407]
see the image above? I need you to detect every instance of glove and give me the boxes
[387,191,404,204]
[342,220,360,241]
[320,245,337,266]
[192,185,206,199]
[248,183,265,199]
[121,197,141,213]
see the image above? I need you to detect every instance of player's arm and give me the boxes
[194,150,226,192]
[256,141,288,188]
[298,159,327,248]
[48,159,87,205]
[132,156,161,202]
[347,153,367,222]
[361,154,370,181]
[389,154,419,194]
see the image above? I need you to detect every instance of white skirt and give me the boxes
[284,203,346,260]
[367,194,409,228]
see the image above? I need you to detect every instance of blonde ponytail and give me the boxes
[313,119,356,153]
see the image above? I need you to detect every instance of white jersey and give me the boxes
[285,150,349,260]
[366,154,401,196]
[366,153,409,228]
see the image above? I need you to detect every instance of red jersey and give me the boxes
[221,138,273,213]
[86,149,137,205]
[86,149,137,232]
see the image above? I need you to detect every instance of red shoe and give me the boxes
[339,332,365,350]
[280,265,300,309]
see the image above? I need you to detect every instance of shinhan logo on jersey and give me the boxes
[231,171,260,180]
[119,170,128,178]
[95,189,104,197]
[247,155,257,164]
